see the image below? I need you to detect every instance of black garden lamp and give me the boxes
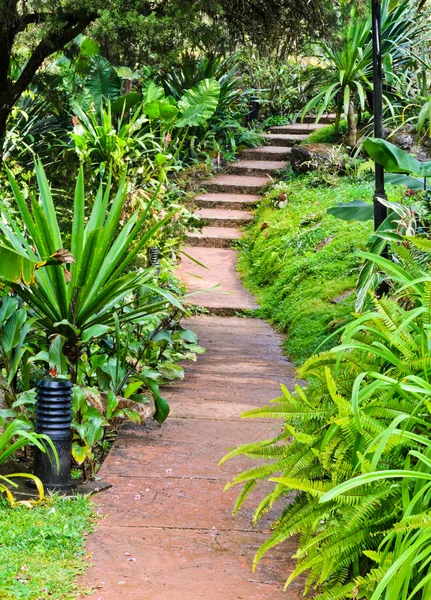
[149,246,161,276]
[33,378,76,492]
[372,0,388,230]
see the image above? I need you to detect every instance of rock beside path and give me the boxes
[291,143,345,173]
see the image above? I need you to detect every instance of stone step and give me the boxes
[270,123,326,135]
[226,159,288,175]
[241,146,292,161]
[262,133,308,147]
[187,226,242,248]
[203,174,271,194]
[196,207,253,227]
[302,113,336,124]
[194,192,260,210]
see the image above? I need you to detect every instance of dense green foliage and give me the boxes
[225,235,431,599]
[238,172,390,362]
[0,495,95,599]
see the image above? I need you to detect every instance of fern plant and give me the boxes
[222,237,431,599]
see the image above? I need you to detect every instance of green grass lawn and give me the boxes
[238,170,404,363]
[0,495,96,600]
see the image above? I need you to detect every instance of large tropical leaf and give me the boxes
[85,56,122,107]
[364,138,431,176]
[327,199,374,221]
[0,244,46,285]
[111,92,141,114]
[143,101,179,122]
[176,78,220,127]
[384,172,430,190]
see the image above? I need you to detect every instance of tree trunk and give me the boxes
[347,100,357,150]
[0,99,13,147]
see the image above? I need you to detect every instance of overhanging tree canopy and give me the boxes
[0,0,336,140]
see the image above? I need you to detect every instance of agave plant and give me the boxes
[0,161,180,380]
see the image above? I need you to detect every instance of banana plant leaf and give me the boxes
[364,138,431,177]
[327,200,374,221]
[385,173,431,190]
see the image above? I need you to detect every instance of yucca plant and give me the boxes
[222,236,431,599]
[0,161,179,380]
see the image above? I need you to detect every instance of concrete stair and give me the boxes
[203,174,271,194]
[270,123,326,135]
[194,193,260,210]
[303,113,336,124]
[196,207,254,227]
[187,226,242,248]
[226,159,288,175]
[262,132,308,146]
[240,146,292,161]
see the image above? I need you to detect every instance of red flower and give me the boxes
[49,368,57,378]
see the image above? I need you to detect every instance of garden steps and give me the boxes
[196,207,254,227]
[185,116,318,294]
[83,316,301,600]
[187,226,242,248]
[262,132,308,146]
[226,159,288,175]
[194,192,260,210]
[203,173,271,194]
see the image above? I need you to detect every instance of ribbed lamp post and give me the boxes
[372,0,387,229]
[33,378,76,492]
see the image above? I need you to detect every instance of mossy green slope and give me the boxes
[238,172,403,363]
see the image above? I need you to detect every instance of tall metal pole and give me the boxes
[372,0,387,229]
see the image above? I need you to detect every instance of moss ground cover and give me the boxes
[0,495,96,599]
[302,120,347,144]
[238,171,404,363]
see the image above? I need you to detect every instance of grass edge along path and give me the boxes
[0,494,96,600]
[237,171,405,363]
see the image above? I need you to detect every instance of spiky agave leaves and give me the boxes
[0,160,180,347]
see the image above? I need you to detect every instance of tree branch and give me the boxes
[8,15,96,106]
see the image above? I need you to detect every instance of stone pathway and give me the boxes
[82,117,331,599]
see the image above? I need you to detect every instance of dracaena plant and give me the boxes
[0,161,180,381]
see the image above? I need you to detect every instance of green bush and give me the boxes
[238,172,404,363]
[224,237,431,599]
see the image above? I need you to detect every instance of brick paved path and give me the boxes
[81,119,330,599]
